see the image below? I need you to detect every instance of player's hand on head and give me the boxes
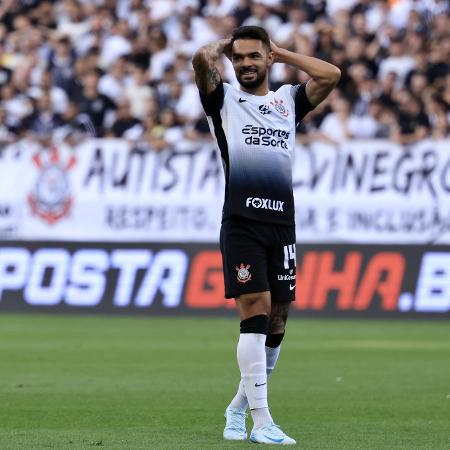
[270,40,281,62]
[222,38,233,61]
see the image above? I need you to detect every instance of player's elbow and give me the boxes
[327,66,341,87]
[315,66,341,92]
[330,66,341,87]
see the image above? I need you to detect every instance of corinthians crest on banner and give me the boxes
[27,146,76,225]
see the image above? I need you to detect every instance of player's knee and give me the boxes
[238,292,271,318]
[240,314,268,334]
[239,292,268,306]
[268,303,289,334]
[268,319,286,335]
[268,313,286,334]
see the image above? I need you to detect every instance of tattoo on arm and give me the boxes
[192,39,230,94]
[209,66,220,87]
[194,60,221,94]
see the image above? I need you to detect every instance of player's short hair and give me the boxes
[231,26,271,52]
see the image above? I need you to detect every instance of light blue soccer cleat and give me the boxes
[223,407,248,441]
[250,422,296,445]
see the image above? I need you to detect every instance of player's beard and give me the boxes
[237,67,267,89]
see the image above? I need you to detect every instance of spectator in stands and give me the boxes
[431,111,450,140]
[0,82,32,132]
[0,106,14,145]
[392,90,430,144]
[47,35,77,94]
[108,98,143,140]
[143,115,165,151]
[144,107,183,151]
[171,80,203,124]
[22,91,60,141]
[348,98,382,139]
[426,95,450,139]
[124,63,154,120]
[55,0,90,43]
[98,56,128,102]
[76,7,113,57]
[184,116,214,142]
[369,100,397,139]
[409,70,428,95]
[232,0,252,26]
[348,62,377,115]
[317,92,352,145]
[440,74,450,118]
[99,20,132,69]
[0,0,448,145]
[28,70,69,115]
[0,43,13,89]
[149,29,175,82]
[166,16,199,57]
[377,71,397,110]
[157,108,184,146]
[426,37,450,84]
[53,100,96,144]
[242,1,282,36]
[378,35,415,88]
[273,6,314,49]
[75,69,116,136]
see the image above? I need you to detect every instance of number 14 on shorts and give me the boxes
[283,244,296,269]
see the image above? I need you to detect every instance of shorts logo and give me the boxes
[236,263,252,283]
[246,197,284,212]
[270,98,289,117]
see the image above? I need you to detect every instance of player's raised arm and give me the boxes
[270,40,341,106]
[192,39,231,95]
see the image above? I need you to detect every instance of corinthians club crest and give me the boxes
[235,263,252,284]
[28,146,76,224]
[270,98,289,117]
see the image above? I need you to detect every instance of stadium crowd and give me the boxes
[0,0,449,149]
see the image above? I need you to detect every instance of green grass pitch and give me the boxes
[0,314,449,449]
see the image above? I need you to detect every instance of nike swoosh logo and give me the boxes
[239,98,247,103]
[255,382,266,387]
[263,435,284,443]
[289,284,296,290]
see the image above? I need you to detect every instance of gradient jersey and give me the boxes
[200,81,314,225]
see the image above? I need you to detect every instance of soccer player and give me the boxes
[192,26,340,445]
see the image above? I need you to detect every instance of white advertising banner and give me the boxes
[0,138,449,243]
[293,139,450,244]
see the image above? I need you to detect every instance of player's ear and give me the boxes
[267,49,274,66]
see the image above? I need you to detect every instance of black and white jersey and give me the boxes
[200,81,314,226]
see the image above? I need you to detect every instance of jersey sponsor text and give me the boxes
[246,197,284,212]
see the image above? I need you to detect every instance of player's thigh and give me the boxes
[268,225,297,302]
[220,218,270,300]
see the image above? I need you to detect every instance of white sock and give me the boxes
[266,345,281,377]
[251,406,273,428]
[237,333,268,411]
[229,345,282,411]
[252,346,281,427]
[228,378,248,410]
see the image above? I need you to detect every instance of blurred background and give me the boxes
[0,0,449,316]
[1,2,450,449]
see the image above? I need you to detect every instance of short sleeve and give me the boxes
[290,83,315,125]
[199,81,225,117]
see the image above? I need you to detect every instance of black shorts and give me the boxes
[220,216,297,301]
